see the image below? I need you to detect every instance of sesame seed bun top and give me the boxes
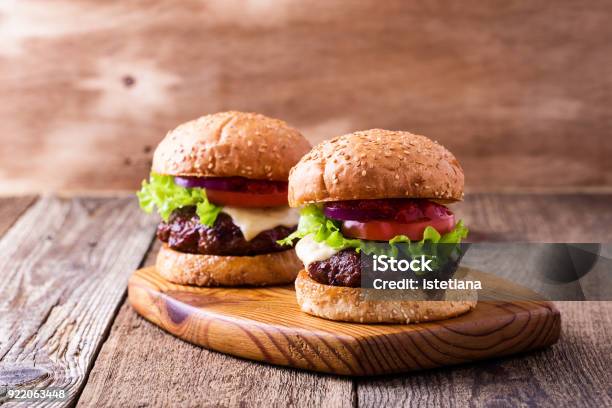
[288,129,464,206]
[152,111,311,181]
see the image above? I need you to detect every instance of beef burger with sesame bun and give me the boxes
[280,129,476,323]
[137,111,311,286]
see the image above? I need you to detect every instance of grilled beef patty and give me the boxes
[307,249,362,287]
[156,206,295,256]
[307,249,461,301]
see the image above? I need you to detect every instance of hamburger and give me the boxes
[137,111,311,286]
[280,129,475,323]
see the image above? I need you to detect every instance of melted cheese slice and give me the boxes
[295,234,339,266]
[222,206,300,241]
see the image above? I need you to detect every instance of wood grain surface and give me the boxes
[78,240,355,408]
[0,196,156,407]
[357,301,612,408]
[128,266,560,376]
[78,193,612,407]
[0,195,608,406]
[1,1,611,193]
[0,195,36,236]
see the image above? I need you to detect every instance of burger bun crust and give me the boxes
[295,270,476,323]
[288,129,464,206]
[153,111,311,181]
[156,244,302,287]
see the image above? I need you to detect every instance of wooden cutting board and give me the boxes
[128,267,561,376]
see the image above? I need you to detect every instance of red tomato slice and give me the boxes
[206,189,288,207]
[341,214,455,241]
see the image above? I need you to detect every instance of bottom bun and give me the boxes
[295,270,477,324]
[156,244,302,287]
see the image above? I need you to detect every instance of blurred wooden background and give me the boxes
[0,0,611,193]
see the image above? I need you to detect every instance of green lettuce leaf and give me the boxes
[278,205,362,250]
[389,220,468,269]
[277,204,468,256]
[136,173,222,227]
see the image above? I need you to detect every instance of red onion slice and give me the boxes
[174,176,287,193]
[323,206,382,221]
[323,199,453,223]
[173,176,208,189]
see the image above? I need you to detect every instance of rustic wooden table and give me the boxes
[1,193,611,407]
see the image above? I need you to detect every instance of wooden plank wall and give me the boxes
[1,1,611,193]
